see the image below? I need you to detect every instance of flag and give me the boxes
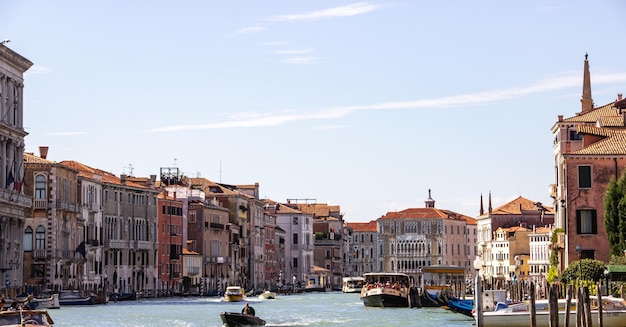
[6,170,13,188]
[75,241,86,259]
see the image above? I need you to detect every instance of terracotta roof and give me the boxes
[59,160,148,189]
[491,196,552,215]
[379,207,466,220]
[182,248,200,255]
[292,203,341,217]
[563,102,618,123]
[186,177,239,195]
[570,126,626,155]
[347,221,377,232]
[532,226,552,234]
[262,199,302,214]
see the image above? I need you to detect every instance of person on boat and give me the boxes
[242,302,256,316]
[0,298,5,311]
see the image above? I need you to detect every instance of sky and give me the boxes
[2,1,626,222]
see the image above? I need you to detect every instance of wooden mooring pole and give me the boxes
[530,281,536,327]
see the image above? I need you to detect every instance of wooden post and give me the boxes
[475,274,484,327]
[564,284,572,327]
[583,287,592,327]
[530,281,536,327]
[597,282,603,327]
[576,287,583,327]
[549,283,559,327]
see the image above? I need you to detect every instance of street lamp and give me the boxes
[473,255,484,327]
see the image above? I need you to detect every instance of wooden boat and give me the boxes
[0,309,55,326]
[223,286,245,302]
[479,296,626,327]
[341,277,365,293]
[258,290,276,300]
[108,292,136,302]
[58,291,96,306]
[32,294,60,309]
[219,312,266,326]
[360,272,411,307]
[445,298,474,317]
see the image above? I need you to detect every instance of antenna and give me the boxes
[219,160,222,183]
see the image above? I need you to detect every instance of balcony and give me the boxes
[33,249,47,259]
[188,266,200,276]
[34,199,47,209]
[549,184,558,199]
[135,240,153,250]
[104,239,127,249]
[209,222,225,230]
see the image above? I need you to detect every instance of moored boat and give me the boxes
[341,276,365,293]
[479,296,626,327]
[0,309,55,326]
[219,312,266,326]
[58,291,96,306]
[223,286,245,302]
[32,294,60,309]
[360,272,411,307]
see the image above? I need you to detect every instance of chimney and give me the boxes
[120,174,127,184]
[619,93,623,101]
[558,115,563,122]
[39,146,49,159]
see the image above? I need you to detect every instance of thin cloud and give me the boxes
[147,72,626,133]
[283,56,318,64]
[233,25,266,35]
[261,41,288,46]
[273,49,313,55]
[44,131,87,136]
[267,2,380,22]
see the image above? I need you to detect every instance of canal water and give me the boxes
[50,292,475,327]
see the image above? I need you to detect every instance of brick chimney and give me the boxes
[39,146,49,159]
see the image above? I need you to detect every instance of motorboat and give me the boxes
[478,296,626,327]
[341,276,365,293]
[58,291,96,306]
[360,272,411,307]
[0,309,55,326]
[258,290,276,300]
[32,294,60,309]
[219,312,266,326]
[223,286,245,302]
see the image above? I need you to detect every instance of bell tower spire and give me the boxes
[581,53,593,113]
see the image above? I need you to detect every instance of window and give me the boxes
[569,130,583,141]
[189,211,196,223]
[35,226,45,250]
[576,209,597,234]
[293,233,298,245]
[35,174,46,199]
[23,226,33,252]
[293,217,298,225]
[578,166,592,188]
[292,258,298,268]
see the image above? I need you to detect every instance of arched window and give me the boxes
[23,226,33,252]
[35,226,45,250]
[35,174,46,199]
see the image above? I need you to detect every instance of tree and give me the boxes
[604,170,626,256]
[559,259,606,284]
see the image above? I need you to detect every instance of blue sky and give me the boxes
[2,1,626,222]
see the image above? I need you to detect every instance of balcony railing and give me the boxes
[33,249,47,259]
[188,266,200,276]
[104,239,127,249]
[34,199,47,209]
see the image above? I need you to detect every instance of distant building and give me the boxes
[346,220,377,276]
[551,54,626,264]
[377,190,475,284]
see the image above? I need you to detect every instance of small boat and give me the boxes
[223,286,245,302]
[341,276,365,293]
[108,292,136,302]
[0,309,55,326]
[32,294,60,309]
[258,290,276,300]
[445,298,474,317]
[360,272,411,307]
[479,296,626,327]
[219,312,266,326]
[58,291,96,306]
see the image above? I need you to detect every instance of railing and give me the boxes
[209,222,225,230]
[135,240,153,250]
[104,239,127,249]
[188,266,200,275]
[33,249,47,259]
[34,199,47,209]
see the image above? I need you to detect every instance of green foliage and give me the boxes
[604,170,626,256]
[559,259,606,284]
[314,232,324,240]
[546,266,558,284]
[550,248,559,267]
[609,254,626,265]
[550,228,564,244]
